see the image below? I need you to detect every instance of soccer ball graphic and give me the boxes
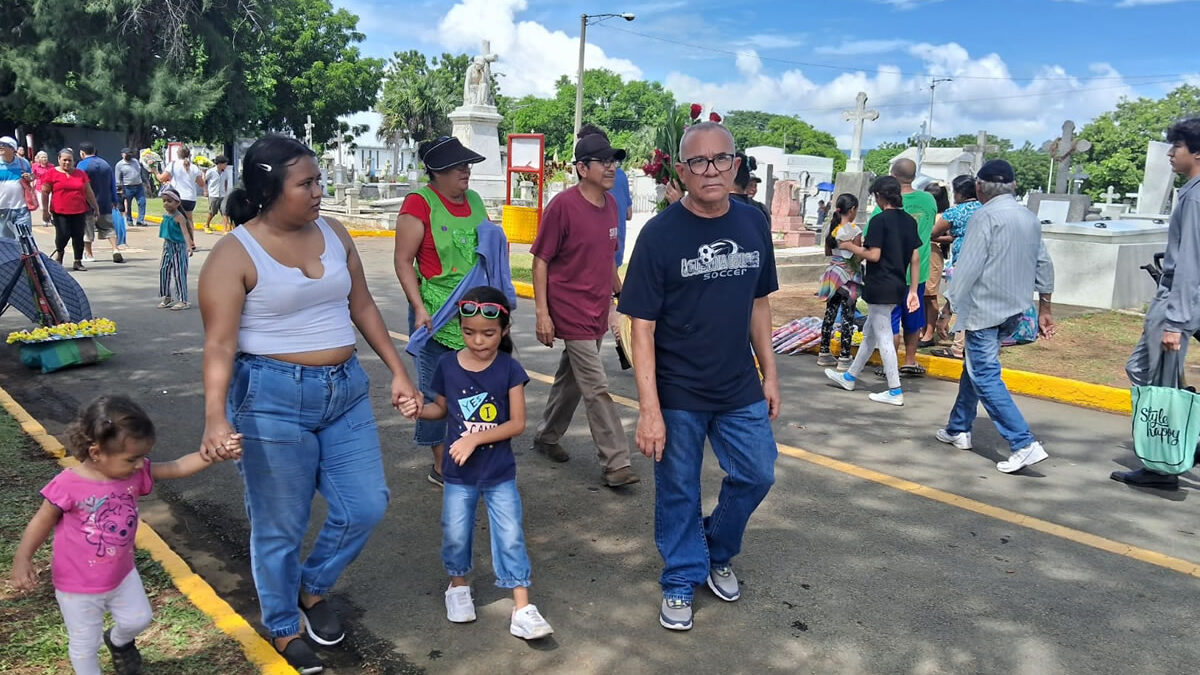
[697,244,716,264]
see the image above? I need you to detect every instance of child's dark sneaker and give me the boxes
[816,352,837,367]
[103,628,143,675]
[277,637,323,674]
[299,598,345,646]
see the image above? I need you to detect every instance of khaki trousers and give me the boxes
[534,338,630,471]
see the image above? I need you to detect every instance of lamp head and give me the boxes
[621,13,635,20]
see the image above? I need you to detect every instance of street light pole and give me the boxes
[926,77,953,140]
[574,14,588,143]
[573,12,635,143]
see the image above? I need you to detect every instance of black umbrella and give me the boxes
[0,225,92,325]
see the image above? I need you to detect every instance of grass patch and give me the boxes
[511,252,533,284]
[0,411,257,674]
[770,284,1199,389]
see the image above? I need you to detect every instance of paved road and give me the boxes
[3,224,1199,675]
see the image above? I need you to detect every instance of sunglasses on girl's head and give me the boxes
[458,300,508,319]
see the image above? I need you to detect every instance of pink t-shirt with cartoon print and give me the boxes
[41,462,154,593]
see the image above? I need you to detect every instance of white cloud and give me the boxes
[742,33,806,50]
[663,42,1158,149]
[437,0,642,98]
[815,39,912,57]
[1117,0,1196,6]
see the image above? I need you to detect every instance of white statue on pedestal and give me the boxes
[463,40,497,107]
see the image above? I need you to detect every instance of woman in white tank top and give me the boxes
[196,135,422,673]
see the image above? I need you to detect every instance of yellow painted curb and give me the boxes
[0,388,292,675]
[513,281,534,299]
[138,212,395,240]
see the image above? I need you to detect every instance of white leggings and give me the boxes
[847,303,901,390]
[55,569,153,675]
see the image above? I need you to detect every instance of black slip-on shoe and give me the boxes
[300,599,345,646]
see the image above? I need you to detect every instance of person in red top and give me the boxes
[41,148,99,271]
[530,125,638,488]
[394,136,489,487]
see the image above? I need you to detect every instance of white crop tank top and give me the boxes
[232,218,357,355]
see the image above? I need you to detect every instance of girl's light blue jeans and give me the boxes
[230,353,390,638]
[442,479,532,588]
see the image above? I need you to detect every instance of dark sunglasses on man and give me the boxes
[458,300,509,319]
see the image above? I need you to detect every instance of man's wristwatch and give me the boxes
[613,292,621,299]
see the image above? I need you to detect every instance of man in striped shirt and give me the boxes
[935,159,1056,474]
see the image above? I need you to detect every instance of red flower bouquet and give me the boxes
[640,103,723,211]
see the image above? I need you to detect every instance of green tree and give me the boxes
[1001,141,1051,197]
[1080,85,1200,199]
[376,51,476,148]
[248,0,384,146]
[723,110,846,173]
[863,141,908,176]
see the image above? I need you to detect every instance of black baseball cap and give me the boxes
[574,133,627,163]
[419,136,486,172]
[977,159,1015,183]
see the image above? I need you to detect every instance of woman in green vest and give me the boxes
[394,136,488,487]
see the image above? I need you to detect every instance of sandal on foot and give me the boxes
[899,364,927,376]
[930,348,963,360]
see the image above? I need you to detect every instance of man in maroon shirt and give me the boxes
[531,127,638,487]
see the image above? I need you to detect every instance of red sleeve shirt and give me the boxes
[43,169,91,215]
[399,187,477,280]
[529,186,619,340]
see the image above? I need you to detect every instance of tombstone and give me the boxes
[333,163,346,185]
[770,179,816,247]
[833,171,873,225]
[346,185,361,215]
[334,183,346,204]
[1046,120,1091,194]
[1097,184,1129,219]
[447,40,504,200]
[1040,219,1168,309]
[1026,192,1092,223]
[1133,140,1174,216]
[964,130,998,173]
[842,92,878,173]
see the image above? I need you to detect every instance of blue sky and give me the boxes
[333,0,1199,148]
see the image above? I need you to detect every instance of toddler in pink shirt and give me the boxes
[11,395,241,675]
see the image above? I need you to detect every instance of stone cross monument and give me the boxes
[842,91,878,173]
[964,129,998,173]
[448,40,504,200]
[304,115,314,148]
[1048,120,1091,194]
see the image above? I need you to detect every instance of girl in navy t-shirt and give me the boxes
[400,286,554,641]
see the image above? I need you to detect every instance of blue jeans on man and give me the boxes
[229,353,389,638]
[946,314,1037,452]
[0,207,32,239]
[655,400,777,602]
[120,184,146,225]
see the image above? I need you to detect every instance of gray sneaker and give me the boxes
[706,565,740,602]
[816,352,837,367]
[659,597,693,631]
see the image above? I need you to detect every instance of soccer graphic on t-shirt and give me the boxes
[680,239,762,280]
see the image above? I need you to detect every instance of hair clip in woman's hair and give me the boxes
[257,163,273,172]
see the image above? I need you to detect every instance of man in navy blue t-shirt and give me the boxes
[618,122,779,632]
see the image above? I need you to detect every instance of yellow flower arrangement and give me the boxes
[7,318,117,344]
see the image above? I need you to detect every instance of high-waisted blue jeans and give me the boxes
[230,353,389,638]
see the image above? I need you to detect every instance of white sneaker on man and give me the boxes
[868,390,904,406]
[444,585,476,623]
[996,441,1048,473]
[935,428,973,450]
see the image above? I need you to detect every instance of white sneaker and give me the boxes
[824,368,855,391]
[510,604,554,640]
[81,254,95,262]
[444,585,476,623]
[935,428,973,450]
[996,441,1048,474]
[869,390,904,406]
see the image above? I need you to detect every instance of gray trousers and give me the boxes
[1126,296,1190,388]
[534,338,631,471]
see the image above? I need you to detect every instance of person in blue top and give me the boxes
[77,143,124,264]
[402,285,554,641]
[618,122,780,632]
